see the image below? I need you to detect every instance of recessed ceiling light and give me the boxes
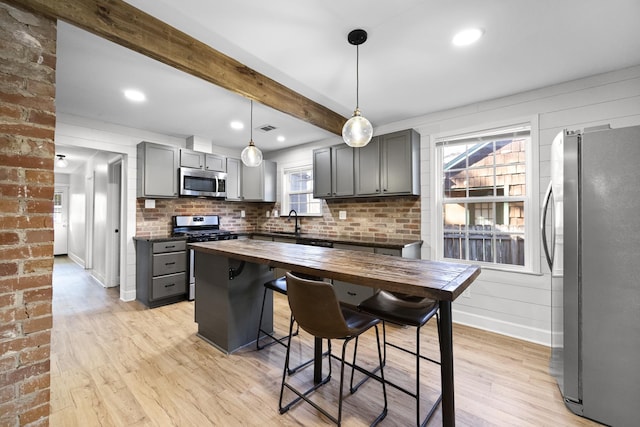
[277,135,285,142]
[452,28,483,46]
[230,121,244,130]
[124,89,146,102]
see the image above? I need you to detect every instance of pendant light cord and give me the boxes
[356,44,360,109]
[250,100,253,142]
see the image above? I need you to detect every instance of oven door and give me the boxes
[179,168,227,198]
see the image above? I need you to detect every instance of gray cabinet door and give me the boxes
[313,147,332,198]
[355,137,381,196]
[138,142,179,198]
[332,145,354,197]
[381,130,416,194]
[205,154,226,172]
[180,149,204,168]
[226,157,242,201]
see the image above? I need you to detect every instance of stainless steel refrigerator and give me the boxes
[542,124,640,426]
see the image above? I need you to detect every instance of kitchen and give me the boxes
[3,1,640,426]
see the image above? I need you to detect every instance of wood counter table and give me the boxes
[190,239,481,426]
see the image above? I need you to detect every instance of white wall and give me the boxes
[55,113,185,301]
[269,65,640,345]
[413,65,640,345]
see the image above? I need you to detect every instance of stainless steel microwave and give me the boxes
[179,167,227,198]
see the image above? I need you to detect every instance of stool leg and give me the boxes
[256,286,269,350]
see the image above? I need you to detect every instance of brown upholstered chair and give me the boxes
[279,272,387,426]
[351,290,442,427]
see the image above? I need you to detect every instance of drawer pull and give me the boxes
[165,262,176,266]
[164,283,176,288]
[165,245,175,249]
[347,291,357,296]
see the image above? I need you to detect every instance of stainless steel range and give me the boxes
[172,215,237,300]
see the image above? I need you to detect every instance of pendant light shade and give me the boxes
[241,100,263,167]
[343,29,373,148]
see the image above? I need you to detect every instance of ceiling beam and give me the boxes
[9,0,347,136]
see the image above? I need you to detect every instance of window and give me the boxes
[434,123,536,271]
[281,165,322,216]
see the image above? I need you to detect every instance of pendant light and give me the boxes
[56,154,68,168]
[241,100,263,167]
[342,29,373,148]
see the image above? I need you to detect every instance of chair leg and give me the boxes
[349,317,443,427]
[256,288,299,351]
[279,319,333,417]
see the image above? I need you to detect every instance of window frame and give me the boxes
[430,117,540,274]
[281,164,323,217]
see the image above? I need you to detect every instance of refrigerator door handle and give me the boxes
[541,181,554,269]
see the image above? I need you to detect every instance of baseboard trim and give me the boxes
[121,289,136,302]
[452,309,550,346]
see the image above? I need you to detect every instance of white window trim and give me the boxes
[429,115,540,274]
[281,164,323,217]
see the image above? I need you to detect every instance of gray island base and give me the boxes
[194,251,274,354]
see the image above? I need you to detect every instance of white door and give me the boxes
[53,186,69,255]
[106,159,122,287]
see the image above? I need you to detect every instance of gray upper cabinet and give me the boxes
[313,144,354,199]
[225,157,242,201]
[137,141,179,198]
[355,129,420,197]
[180,149,226,172]
[242,160,276,202]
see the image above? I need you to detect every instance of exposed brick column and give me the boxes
[0,2,56,426]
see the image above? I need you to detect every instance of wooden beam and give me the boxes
[8,0,347,136]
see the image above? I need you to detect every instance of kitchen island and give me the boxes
[190,239,480,426]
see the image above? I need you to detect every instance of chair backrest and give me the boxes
[285,272,350,339]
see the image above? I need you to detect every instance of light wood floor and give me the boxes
[50,256,600,426]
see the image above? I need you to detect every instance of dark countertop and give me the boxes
[133,235,187,242]
[252,231,422,250]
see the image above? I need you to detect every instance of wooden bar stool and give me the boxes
[351,290,442,427]
[279,272,388,426]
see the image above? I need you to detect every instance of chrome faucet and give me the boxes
[287,209,300,235]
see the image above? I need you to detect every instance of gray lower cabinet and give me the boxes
[242,160,276,202]
[135,238,188,308]
[313,144,354,198]
[137,141,179,198]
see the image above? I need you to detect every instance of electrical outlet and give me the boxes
[339,210,347,220]
[240,210,245,218]
[273,210,279,217]
[265,210,270,218]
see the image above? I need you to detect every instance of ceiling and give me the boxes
[54,0,640,169]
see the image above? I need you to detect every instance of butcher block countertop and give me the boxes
[189,239,480,302]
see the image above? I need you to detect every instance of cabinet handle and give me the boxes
[165,245,175,249]
[165,262,176,266]
[347,291,357,296]
[165,283,176,288]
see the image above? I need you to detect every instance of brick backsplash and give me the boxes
[136,196,421,240]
